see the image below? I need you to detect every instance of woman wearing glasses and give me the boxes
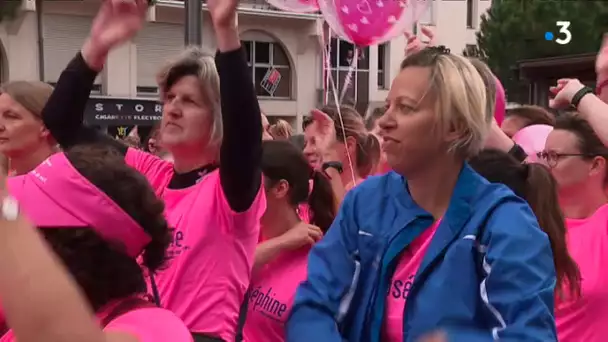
[538,114,608,342]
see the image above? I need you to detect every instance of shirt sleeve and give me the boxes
[41,52,127,154]
[215,47,263,214]
[444,199,558,342]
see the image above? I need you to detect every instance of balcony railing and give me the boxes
[155,0,321,19]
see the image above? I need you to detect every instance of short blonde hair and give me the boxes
[400,47,490,157]
[156,46,222,150]
[468,58,497,123]
[269,119,293,140]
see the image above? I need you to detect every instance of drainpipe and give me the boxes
[35,0,44,81]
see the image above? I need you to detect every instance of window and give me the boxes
[377,43,389,89]
[137,86,159,98]
[466,0,475,28]
[243,40,291,98]
[327,38,370,105]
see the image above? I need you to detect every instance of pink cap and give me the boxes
[7,153,151,257]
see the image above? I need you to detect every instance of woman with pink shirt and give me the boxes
[534,113,608,342]
[243,140,336,342]
[0,81,58,175]
[303,106,380,206]
[0,144,191,342]
[288,47,557,342]
[38,0,265,340]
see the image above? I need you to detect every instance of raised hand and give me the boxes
[83,0,148,70]
[207,0,240,51]
[310,109,338,161]
[549,78,585,109]
[404,25,435,56]
[207,0,239,29]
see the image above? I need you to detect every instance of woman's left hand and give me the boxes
[310,109,339,163]
[549,78,585,109]
[207,0,238,29]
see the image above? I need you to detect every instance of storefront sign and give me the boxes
[85,97,162,126]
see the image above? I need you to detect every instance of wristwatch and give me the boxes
[1,196,19,221]
[322,161,343,174]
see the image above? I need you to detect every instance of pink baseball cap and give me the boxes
[7,153,151,257]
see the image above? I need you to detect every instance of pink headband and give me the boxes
[7,153,150,257]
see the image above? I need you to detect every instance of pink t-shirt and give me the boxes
[243,247,310,342]
[556,203,608,342]
[0,304,192,342]
[383,220,440,342]
[125,148,266,341]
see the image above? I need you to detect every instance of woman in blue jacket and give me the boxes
[286,47,558,342]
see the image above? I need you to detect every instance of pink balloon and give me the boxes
[512,125,553,163]
[266,0,319,13]
[494,76,506,125]
[319,0,430,46]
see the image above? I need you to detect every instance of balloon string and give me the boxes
[315,25,356,186]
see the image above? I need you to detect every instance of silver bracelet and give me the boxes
[1,196,19,221]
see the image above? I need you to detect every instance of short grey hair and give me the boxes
[156,46,222,150]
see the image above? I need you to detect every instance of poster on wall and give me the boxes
[260,68,282,96]
[84,97,162,126]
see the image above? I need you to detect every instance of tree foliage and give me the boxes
[464,0,608,102]
[0,0,21,23]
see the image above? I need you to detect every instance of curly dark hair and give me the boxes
[41,145,171,311]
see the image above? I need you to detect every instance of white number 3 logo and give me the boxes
[555,21,572,45]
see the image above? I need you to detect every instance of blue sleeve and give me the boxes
[446,199,558,342]
[286,191,360,342]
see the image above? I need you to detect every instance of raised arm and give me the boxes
[209,0,263,213]
[42,0,148,154]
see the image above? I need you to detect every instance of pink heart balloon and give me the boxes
[494,76,506,126]
[512,124,553,163]
[266,0,319,13]
[319,0,430,46]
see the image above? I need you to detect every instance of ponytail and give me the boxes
[524,163,581,300]
[355,134,381,178]
[308,170,336,233]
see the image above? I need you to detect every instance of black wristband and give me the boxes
[571,86,594,109]
[508,143,528,163]
[322,161,343,174]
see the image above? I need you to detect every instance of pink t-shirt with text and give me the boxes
[243,247,310,342]
[0,306,192,342]
[556,203,608,342]
[125,149,266,341]
[383,220,440,342]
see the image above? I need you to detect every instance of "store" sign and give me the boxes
[85,97,162,126]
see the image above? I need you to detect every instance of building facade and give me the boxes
[0,0,491,132]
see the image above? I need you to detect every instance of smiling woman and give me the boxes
[0,81,58,175]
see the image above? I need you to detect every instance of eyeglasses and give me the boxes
[536,151,588,168]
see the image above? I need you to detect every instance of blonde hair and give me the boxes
[156,46,222,150]
[468,58,497,123]
[269,119,293,140]
[400,48,490,158]
[0,81,54,119]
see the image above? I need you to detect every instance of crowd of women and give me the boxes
[0,0,606,341]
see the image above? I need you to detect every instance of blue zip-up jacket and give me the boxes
[287,165,557,342]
